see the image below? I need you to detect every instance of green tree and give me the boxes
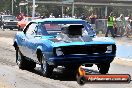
[0,0,22,16]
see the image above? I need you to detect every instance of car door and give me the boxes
[0,16,2,26]
[23,23,38,60]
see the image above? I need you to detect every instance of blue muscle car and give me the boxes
[13,18,116,77]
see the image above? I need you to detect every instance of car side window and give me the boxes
[26,23,37,35]
[36,24,48,35]
[36,25,43,35]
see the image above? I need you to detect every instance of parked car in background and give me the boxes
[17,17,40,31]
[17,17,32,31]
[0,15,19,30]
[13,18,116,77]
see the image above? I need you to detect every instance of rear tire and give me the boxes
[16,48,27,70]
[98,63,110,74]
[16,48,36,70]
[77,76,86,85]
[64,65,80,77]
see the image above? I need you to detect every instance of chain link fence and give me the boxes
[94,19,129,36]
[95,19,107,34]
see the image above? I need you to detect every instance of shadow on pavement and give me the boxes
[26,66,100,81]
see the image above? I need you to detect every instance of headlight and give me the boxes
[56,48,63,56]
[105,45,112,53]
[3,22,7,25]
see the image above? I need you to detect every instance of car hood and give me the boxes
[42,36,115,47]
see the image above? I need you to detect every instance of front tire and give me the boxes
[40,54,54,77]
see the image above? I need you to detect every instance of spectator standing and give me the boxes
[127,15,131,21]
[79,13,86,20]
[16,14,23,21]
[116,14,126,36]
[89,13,97,29]
[105,12,115,38]
[49,13,55,18]
[62,14,65,18]
[72,14,77,19]
[113,16,118,36]
[58,15,61,18]
[124,18,132,37]
[16,13,25,21]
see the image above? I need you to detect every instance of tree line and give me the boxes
[0,0,131,18]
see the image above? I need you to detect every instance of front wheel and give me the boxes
[40,54,54,77]
[97,63,110,74]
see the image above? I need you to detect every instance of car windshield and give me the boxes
[40,21,96,36]
[3,16,17,21]
[27,18,32,21]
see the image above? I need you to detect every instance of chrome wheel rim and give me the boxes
[42,55,47,73]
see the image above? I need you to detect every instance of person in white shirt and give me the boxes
[49,13,55,18]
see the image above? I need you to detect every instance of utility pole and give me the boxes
[105,6,107,17]
[20,6,21,13]
[32,0,35,19]
[12,0,14,15]
[72,0,74,17]
[62,2,64,18]
[26,0,29,16]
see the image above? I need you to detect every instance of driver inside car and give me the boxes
[56,25,84,42]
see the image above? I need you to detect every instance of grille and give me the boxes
[5,22,17,25]
[57,44,116,55]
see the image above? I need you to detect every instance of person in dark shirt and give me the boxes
[89,14,97,29]
[79,13,86,20]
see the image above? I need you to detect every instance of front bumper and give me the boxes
[47,54,115,66]
[3,25,19,29]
